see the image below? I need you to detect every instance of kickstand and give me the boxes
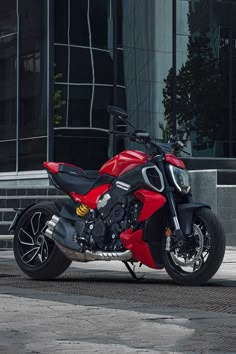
[123,262,144,280]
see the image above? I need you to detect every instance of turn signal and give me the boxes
[165,227,172,237]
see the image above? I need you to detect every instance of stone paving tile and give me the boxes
[0,249,236,353]
[0,294,194,354]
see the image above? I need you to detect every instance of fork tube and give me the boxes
[155,156,185,244]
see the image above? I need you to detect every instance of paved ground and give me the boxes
[0,248,236,353]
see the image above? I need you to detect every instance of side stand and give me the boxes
[123,262,144,280]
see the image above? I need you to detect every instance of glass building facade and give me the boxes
[0,0,236,175]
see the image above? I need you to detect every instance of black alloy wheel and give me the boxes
[162,208,226,286]
[14,202,71,280]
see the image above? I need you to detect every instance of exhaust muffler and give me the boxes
[45,215,133,262]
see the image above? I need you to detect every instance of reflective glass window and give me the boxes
[19,0,47,170]
[0,0,17,172]
[0,141,16,172]
[90,0,110,49]
[0,0,17,36]
[119,0,173,145]
[93,50,113,84]
[92,86,112,129]
[54,0,68,44]
[68,85,92,127]
[54,84,67,127]
[19,138,47,171]
[0,35,17,141]
[70,47,92,83]
[55,45,68,83]
[54,129,109,170]
[70,0,89,46]
[173,0,236,158]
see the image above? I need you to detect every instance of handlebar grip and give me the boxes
[108,130,131,137]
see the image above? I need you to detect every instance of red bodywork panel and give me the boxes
[70,184,111,209]
[120,229,160,269]
[43,161,84,174]
[99,150,148,177]
[134,189,166,222]
[165,154,185,169]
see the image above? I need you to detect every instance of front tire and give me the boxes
[13,202,72,280]
[162,208,225,286]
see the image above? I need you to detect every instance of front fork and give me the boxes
[165,190,186,250]
[165,192,211,251]
[154,156,210,251]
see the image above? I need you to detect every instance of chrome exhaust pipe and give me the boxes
[45,215,60,239]
[55,241,133,263]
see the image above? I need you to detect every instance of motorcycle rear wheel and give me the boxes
[162,208,226,286]
[14,201,72,280]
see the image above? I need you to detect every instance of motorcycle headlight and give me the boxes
[168,165,191,194]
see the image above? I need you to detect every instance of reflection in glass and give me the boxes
[117,49,124,86]
[19,0,47,170]
[54,85,67,127]
[120,0,172,142]
[19,138,47,171]
[0,141,16,172]
[54,129,109,169]
[70,0,89,46]
[163,0,236,158]
[19,0,47,140]
[54,0,68,44]
[70,47,92,83]
[93,50,113,84]
[54,45,68,83]
[0,34,17,141]
[92,86,112,128]
[0,0,16,36]
[90,0,110,49]
[68,86,92,127]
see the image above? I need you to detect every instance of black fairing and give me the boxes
[177,203,210,236]
[117,161,159,191]
[143,205,169,268]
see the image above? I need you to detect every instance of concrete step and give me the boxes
[0,238,13,249]
[0,195,68,209]
[0,187,69,247]
[0,225,13,249]
[0,186,64,197]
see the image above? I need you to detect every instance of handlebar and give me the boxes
[108,106,190,156]
[108,129,187,155]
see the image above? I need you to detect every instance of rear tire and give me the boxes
[13,201,72,280]
[162,208,225,286]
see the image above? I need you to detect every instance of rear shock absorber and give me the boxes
[76,204,90,217]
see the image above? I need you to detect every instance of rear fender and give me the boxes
[9,204,36,233]
[177,203,210,236]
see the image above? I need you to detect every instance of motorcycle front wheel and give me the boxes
[162,208,226,286]
[14,201,72,280]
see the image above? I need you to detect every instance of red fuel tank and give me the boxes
[99,150,148,177]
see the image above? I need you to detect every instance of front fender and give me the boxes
[177,203,210,236]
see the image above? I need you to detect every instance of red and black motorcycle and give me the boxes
[11,106,225,285]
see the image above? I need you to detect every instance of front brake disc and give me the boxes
[170,224,204,267]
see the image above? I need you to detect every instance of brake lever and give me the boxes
[181,149,191,156]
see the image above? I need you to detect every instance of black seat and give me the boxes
[107,105,128,119]
[51,165,97,195]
